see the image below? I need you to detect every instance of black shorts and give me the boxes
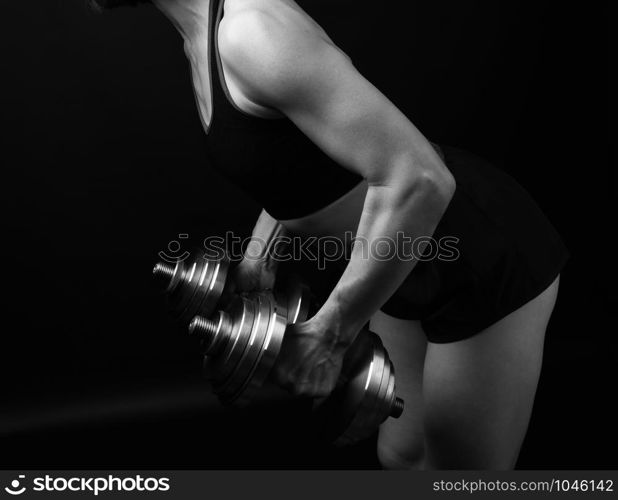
[379,145,569,343]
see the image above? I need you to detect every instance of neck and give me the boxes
[152,0,213,44]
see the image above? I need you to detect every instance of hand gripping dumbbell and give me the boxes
[153,252,404,445]
[189,287,404,446]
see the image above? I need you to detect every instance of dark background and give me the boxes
[1,0,613,469]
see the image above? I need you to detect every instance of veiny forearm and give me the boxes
[313,169,455,345]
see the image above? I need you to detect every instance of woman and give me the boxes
[90,0,568,469]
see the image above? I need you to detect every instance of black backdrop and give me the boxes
[1,1,614,468]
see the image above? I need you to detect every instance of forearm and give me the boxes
[243,209,287,268]
[313,167,455,345]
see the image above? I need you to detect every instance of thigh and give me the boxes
[370,310,428,469]
[423,277,560,470]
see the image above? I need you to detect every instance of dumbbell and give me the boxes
[188,286,404,446]
[153,252,404,445]
[312,327,404,447]
[152,250,308,326]
[152,251,231,324]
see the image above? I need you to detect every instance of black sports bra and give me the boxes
[203,0,363,220]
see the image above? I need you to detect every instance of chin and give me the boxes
[88,0,151,10]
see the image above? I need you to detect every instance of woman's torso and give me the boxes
[189,0,368,234]
[189,0,566,302]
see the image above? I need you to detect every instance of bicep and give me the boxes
[278,52,424,184]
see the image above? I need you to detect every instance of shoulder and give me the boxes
[218,0,345,106]
[219,8,284,69]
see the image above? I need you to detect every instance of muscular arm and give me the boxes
[233,209,287,291]
[244,209,287,265]
[220,7,455,345]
